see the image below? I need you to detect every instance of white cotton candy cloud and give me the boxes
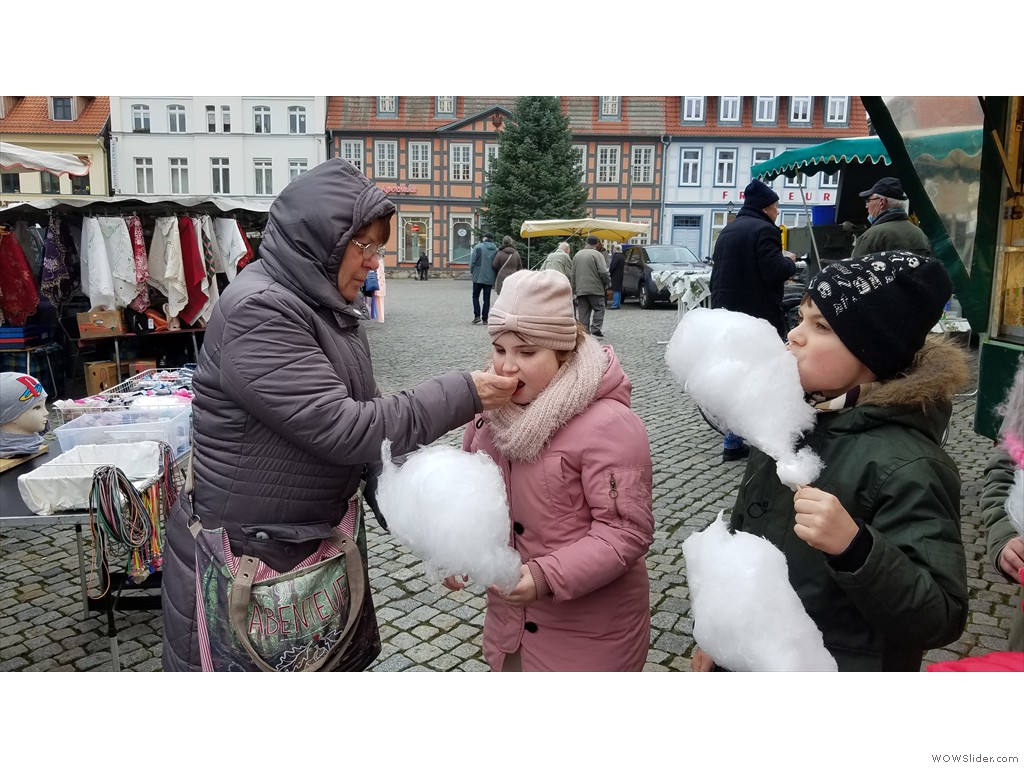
[682,513,838,672]
[665,307,822,488]
[375,439,522,591]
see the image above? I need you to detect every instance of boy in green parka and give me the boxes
[693,251,970,672]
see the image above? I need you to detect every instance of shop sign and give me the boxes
[381,184,417,194]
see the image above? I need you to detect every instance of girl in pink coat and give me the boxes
[448,269,654,671]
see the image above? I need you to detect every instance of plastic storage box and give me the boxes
[53,406,192,459]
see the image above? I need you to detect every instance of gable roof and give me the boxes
[0,96,110,136]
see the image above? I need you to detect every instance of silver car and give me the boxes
[621,244,709,309]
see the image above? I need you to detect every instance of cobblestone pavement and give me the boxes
[1,276,1016,672]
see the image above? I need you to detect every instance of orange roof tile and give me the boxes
[0,96,110,136]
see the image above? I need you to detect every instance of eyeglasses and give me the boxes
[865,196,883,205]
[351,238,386,259]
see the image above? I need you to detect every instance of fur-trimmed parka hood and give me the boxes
[858,335,970,411]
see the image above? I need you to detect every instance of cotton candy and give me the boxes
[683,512,837,672]
[375,439,522,590]
[665,307,823,488]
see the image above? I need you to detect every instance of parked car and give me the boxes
[621,244,709,309]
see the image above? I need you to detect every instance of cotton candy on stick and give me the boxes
[375,439,522,591]
[665,307,822,489]
[683,513,838,671]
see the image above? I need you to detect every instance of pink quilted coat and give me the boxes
[462,347,654,671]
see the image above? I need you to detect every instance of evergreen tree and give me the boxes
[480,97,588,265]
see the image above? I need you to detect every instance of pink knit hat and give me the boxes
[488,270,577,351]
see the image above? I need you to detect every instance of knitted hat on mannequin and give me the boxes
[0,372,47,426]
[488,270,577,351]
[807,251,952,380]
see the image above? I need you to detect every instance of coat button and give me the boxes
[524,621,538,633]
[513,522,524,535]
[255,531,270,540]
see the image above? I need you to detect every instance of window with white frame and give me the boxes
[572,145,586,183]
[631,146,654,184]
[752,149,774,183]
[288,106,306,134]
[167,104,186,133]
[221,106,231,132]
[378,96,397,115]
[597,145,620,183]
[784,170,806,188]
[409,141,431,180]
[711,211,730,253]
[340,140,363,172]
[679,148,701,186]
[289,158,308,181]
[254,159,273,195]
[754,97,777,123]
[206,105,216,132]
[714,148,736,186]
[169,158,189,194]
[790,96,811,123]
[820,170,840,188]
[135,157,154,193]
[253,106,271,134]
[719,96,741,123]
[436,96,455,116]
[1,173,20,194]
[630,218,651,245]
[600,97,621,118]
[51,97,73,121]
[682,96,704,122]
[132,104,150,132]
[211,158,230,194]
[375,141,398,178]
[781,212,807,228]
[484,144,499,178]
[449,143,472,181]
[826,96,849,124]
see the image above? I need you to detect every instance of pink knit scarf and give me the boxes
[487,336,608,463]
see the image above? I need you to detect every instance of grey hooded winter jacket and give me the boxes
[161,159,482,671]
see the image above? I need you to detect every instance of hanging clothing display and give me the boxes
[0,227,41,325]
[97,215,139,308]
[196,215,221,323]
[147,216,188,320]
[177,216,209,326]
[40,215,74,309]
[79,217,116,310]
[125,215,151,312]
[213,217,247,280]
[235,220,255,272]
[13,221,44,281]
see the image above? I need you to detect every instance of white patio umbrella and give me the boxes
[0,141,91,176]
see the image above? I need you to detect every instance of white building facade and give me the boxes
[661,96,861,260]
[108,96,327,200]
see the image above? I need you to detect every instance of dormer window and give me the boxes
[51,97,74,121]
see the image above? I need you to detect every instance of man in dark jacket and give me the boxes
[709,179,797,461]
[608,245,624,309]
[852,176,932,257]
[160,159,517,672]
[470,233,498,323]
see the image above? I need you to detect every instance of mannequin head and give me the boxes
[0,372,48,435]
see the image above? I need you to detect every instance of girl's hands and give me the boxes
[500,565,538,607]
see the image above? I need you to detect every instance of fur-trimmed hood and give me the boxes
[858,335,970,411]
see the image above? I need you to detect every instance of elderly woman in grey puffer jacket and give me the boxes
[161,159,517,672]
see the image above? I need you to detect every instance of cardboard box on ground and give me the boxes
[84,360,131,396]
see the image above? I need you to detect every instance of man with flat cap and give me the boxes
[852,176,932,257]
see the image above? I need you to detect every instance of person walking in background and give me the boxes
[570,234,611,338]
[415,251,430,281]
[709,178,798,461]
[852,177,932,257]
[470,232,498,324]
[448,269,654,671]
[492,235,522,295]
[608,244,624,309]
[540,241,573,277]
